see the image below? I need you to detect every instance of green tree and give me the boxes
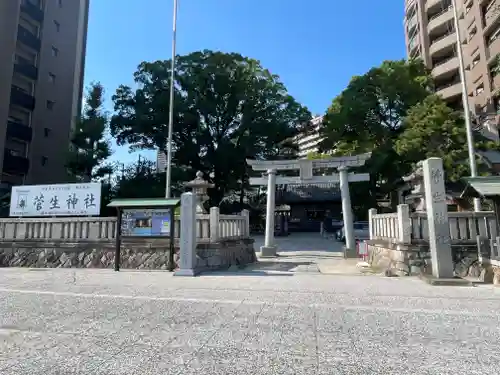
[66,82,112,181]
[395,94,499,181]
[319,59,434,206]
[110,50,311,205]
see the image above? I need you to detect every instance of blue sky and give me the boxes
[83,0,407,165]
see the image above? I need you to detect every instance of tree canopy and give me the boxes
[319,59,434,205]
[110,50,311,205]
[66,82,112,182]
[395,94,499,181]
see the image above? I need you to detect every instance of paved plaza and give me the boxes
[1,262,500,374]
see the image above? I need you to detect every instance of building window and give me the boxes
[469,26,477,40]
[46,100,55,110]
[48,73,56,83]
[51,46,59,57]
[41,156,48,166]
[44,128,50,137]
[475,83,484,95]
[57,0,63,7]
[472,54,480,67]
[54,20,60,32]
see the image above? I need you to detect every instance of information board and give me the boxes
[121,209,171,237]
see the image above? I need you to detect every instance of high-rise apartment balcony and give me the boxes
[406,14,418,35]
[486,35,500,62]
[426,0,439,9]
[3,149,29,175]
[6,121,33,143]
[20,0,44,23]
[432,56,459,78]
[17,25,41,51]
[428,6,453,33]
[436,80,462,99]
[484,0,500,35]
[429,31,455,55]
[10,86,35,111]
[13,56,38,81]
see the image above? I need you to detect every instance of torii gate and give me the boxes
[247,153,371,257]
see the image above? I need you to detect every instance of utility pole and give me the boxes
[451,0,481,211]
[165,0,178,198]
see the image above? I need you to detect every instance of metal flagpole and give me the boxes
[165,0,178,198]
[451,0,481,211]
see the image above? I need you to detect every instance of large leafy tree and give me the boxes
[66,82,112,182]
[319,59,434,205]
[395,94,500,181]
[110,50,311,205]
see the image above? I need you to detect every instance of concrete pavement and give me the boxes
[1,267,500,374]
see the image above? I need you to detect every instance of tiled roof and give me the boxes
[276,183,341,203]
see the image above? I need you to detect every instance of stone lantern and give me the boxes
[185,171,214,213]
[402,161,426,211]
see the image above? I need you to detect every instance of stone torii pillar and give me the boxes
[261,169,277,256]
[338,166,355,253]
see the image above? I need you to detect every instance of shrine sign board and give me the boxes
[9,182,101,217]
[121,209,172,237]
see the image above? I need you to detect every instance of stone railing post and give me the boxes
[210,206,220,242]
[241,209,249,237]
[174,192,197,277]
[397,204,411,244]
[368,208,377,240]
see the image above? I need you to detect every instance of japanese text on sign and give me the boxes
[9,183,101,217]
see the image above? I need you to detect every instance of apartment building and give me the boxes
[404,0,500,139]
[156,150,167,172]
[295,116,325,158]
[0,0,89,188]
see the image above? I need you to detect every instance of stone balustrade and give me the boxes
[0,202,255,273]
[367,204,499,278]
[370,208,497,244]
[0,207,249,243]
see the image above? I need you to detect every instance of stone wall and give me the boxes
[0,237,256,272]
[367,240,479,277]
[493,264,500,285]
[195,239,256,271]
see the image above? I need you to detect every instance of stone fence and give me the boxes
[367,205,500,280]
[0,206,249,242]
[370,208,498,244]
[0,204,256,274]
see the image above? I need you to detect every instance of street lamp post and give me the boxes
[165,0,178,198]
[451,0,481,211]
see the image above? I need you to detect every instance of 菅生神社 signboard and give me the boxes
[9,182,102,217]
[120,209,171,237]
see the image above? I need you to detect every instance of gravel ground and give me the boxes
[1,268,500,374]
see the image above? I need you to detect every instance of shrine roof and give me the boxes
[276,183,341,203]
[461,176,500,198]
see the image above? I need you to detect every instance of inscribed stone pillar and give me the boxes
[174,192,197,276]
[422,157,454,278]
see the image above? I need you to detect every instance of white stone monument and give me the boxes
[247,153,371,257]
[422,157,454,278]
